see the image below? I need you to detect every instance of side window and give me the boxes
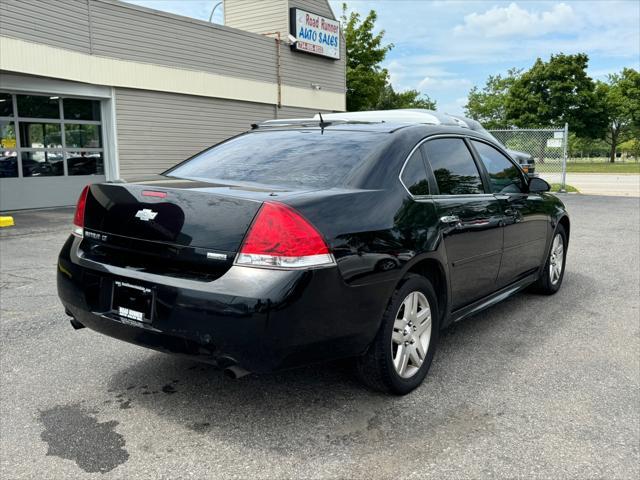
[472,140,524,193]
[400,149,430,196]
[422,138,484,195]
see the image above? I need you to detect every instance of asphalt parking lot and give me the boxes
[1,194,638,479]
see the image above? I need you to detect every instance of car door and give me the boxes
[421,137,504,310]
[470,139,549,287]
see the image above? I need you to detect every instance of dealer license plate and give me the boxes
[112,280,154,323]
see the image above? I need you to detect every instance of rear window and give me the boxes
[165,129,387,189]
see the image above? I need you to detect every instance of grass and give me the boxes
[549,183,579,193]
[565,162,640,174]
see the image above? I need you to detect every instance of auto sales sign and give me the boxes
[290,8,340,60]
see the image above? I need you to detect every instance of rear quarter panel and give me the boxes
[285,185,442,285]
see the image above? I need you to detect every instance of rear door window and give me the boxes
[400,149,430,196]
[471,140,525,193]
[421,138,484,195]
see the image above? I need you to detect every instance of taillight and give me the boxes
[235,202,335,269]
[72,185,90,237]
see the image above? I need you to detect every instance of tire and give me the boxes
[531,224,567,295]
[356,274,439,395]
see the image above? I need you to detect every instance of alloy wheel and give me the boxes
[549,233,564,285]
[391,291,432,378]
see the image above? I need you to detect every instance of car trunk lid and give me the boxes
[80,178,303,281]
[84,179,269,252]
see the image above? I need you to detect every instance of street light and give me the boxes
[209,1,223,23]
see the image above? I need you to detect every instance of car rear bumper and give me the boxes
[57,236,394,373]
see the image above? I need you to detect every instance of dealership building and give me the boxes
[0,0,345,211]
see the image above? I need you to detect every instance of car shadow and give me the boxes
[104,268,593,457]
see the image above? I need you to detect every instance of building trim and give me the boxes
[103,87,120,181]
[0,72,113,99]
[0,36,345,112]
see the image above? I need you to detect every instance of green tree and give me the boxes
[342,5,392,111]
[567,133,608,159]
[375,84,436,110]
[596,68,640,162]
[506,53,606,138]
[342,4,435,111]
[464,68,521,129]
[619,138,640,160]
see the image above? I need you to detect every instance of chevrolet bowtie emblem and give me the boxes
[135,209,158,221]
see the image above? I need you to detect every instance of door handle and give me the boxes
[440,215,461,224]
[494,194,512,201]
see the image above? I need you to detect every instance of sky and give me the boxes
[125,0,640,114]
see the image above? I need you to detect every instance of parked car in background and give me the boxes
[450,115,537,176]
[0,153,18,178]
[58,116,569,395]
[67,152,103,176]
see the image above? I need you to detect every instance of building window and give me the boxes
[0,92,104,178]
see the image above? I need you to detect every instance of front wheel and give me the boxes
[532,224,567,294]
[356,275,439,395]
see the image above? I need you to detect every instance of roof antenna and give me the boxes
[318,112,329,133]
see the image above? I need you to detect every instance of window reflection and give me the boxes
[19,123,62,148]
[432,169,484,196]
[169,130,386,189]
[63,98,101,121]
[422,139,484,195]
[17,95,60,119]
[21,151,64,177]
[0,93,13,117]
[401,150,430,196]
[0,121,17,178]
[0,93,104,179]
[472,141,523,194]
[67,151,104,175]
[65,124,102,148]
[0,152,18,178]
[1,121,16,149]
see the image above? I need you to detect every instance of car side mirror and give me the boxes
[528,177,551,193]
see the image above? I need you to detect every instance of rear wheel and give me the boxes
[356,275,439,395]
[532,224,567,294]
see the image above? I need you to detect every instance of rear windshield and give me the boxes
[165,129,387,189]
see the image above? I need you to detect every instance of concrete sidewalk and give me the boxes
[542,173,640,196]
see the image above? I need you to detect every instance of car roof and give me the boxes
[251,120,504,147]
[252,120,412,133]
[256,109,494,134]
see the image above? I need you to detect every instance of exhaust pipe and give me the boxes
[223,365,251,379]
[65,309,85,330]
[69,318,85,330]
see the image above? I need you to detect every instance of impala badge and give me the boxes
[135,209,158,221]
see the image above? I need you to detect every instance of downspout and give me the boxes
[264,32,282,111]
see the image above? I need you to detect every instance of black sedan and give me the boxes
[57,121,569,395]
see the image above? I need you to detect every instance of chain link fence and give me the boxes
[489,124,569,190]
